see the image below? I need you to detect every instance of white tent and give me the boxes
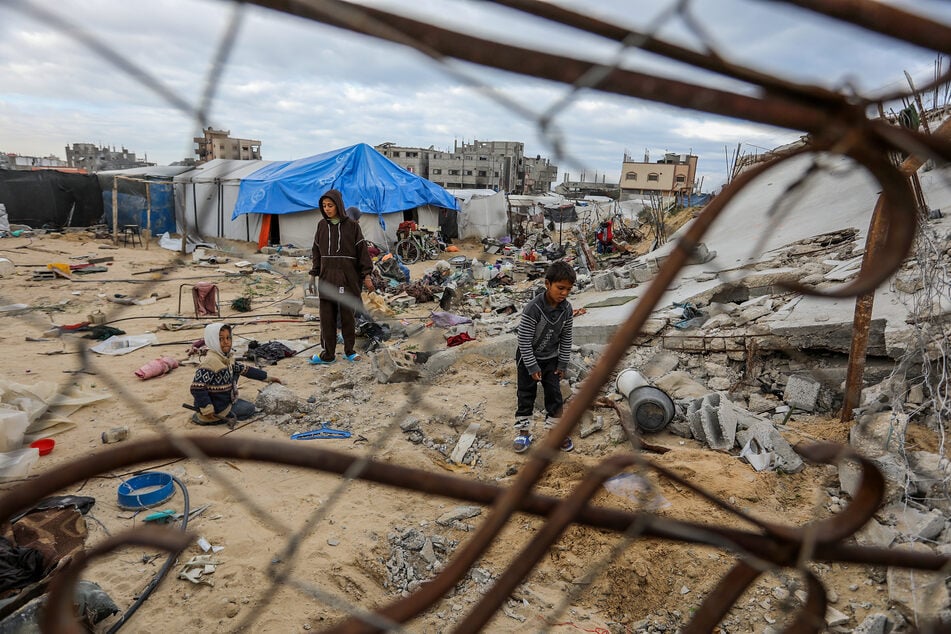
[446,189,508,239]
[173,159,278,244]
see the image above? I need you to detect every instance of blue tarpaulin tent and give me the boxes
[232,143,459,220]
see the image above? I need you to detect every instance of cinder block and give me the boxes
[783,375,820,412]
[371,348,421,383]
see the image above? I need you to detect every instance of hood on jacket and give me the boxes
[319,189,347,221]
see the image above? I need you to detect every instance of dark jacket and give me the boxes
[309,189,374,298]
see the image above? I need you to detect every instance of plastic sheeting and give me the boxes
[233,143,459,218]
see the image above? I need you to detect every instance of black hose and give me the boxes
[106,474,191,634]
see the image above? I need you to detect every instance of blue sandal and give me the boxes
[344,353,361,362]
[308,355,336,365]
[513,434,533,453]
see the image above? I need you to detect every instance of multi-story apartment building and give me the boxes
[1,152,68,170]
[193,127,262,163]
[619,151,697,201]
[375,139,557,194]
[65,143,151,172]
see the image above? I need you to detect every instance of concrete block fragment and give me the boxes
[436,506,482,526]
[688,242,715,264]
[579,416,603,439]
[881,503,946,541]
[853,520,898,548]
[783,375,820,412]
[734,419,804,473]
[689,392,737,451]
[255,383,299,415]
[700,313,734,330]
[631,266,654,283]
[371,348,421,383]
[853,614,888,634]
[303,294,320,308]
[747,392,778,414]
[592,272,616,291]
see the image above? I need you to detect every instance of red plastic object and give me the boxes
[30,438,55,456]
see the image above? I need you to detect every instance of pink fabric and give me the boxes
[134,356,180,380]
[193,283,218,316]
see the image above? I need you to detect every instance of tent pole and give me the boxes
[145,180,152,250]
[112,179,118,246]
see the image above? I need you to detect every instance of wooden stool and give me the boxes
[121,225,142,247]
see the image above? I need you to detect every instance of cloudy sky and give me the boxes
[2,0,950,191]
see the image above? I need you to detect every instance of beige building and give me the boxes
[619,151,697,201]
[194,128,261,163]
[375,139,557,194]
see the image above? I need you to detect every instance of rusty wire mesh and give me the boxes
[3,0,951,632]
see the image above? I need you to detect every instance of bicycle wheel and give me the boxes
[396,239,421,264]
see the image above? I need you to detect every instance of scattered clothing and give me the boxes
[244,341,295,365]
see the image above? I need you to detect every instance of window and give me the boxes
[431,168,442,175]
[626,171,637,181]
[407,152,418,158]
[675,175,686,183]
[647,173,660,182]
[448,169,459,175]
[465,170,473,176]
[478,170,487,177]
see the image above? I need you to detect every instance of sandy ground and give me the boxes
[0,230,915,632]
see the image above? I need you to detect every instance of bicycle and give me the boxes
[395,229,444,264]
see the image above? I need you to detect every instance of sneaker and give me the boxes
[560,437,574,452]
[308,354,336,365]
[513,433,533,453]
[514,417,532,431]
[544,416,561,430]
[344,352,361,362]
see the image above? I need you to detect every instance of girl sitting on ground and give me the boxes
[190,322,281,425]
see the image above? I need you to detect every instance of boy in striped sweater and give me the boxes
[513,260,576,453]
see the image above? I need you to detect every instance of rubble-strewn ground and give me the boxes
[0,228,947,633]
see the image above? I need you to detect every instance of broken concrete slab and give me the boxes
[639,351,680,379]
[448,422,480,464]
[761,318,888,356]
[850,411,907,459]
[880,503,946,541]
[838,454,908,505]
[853,519,898,548]
[887,542,950,622]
